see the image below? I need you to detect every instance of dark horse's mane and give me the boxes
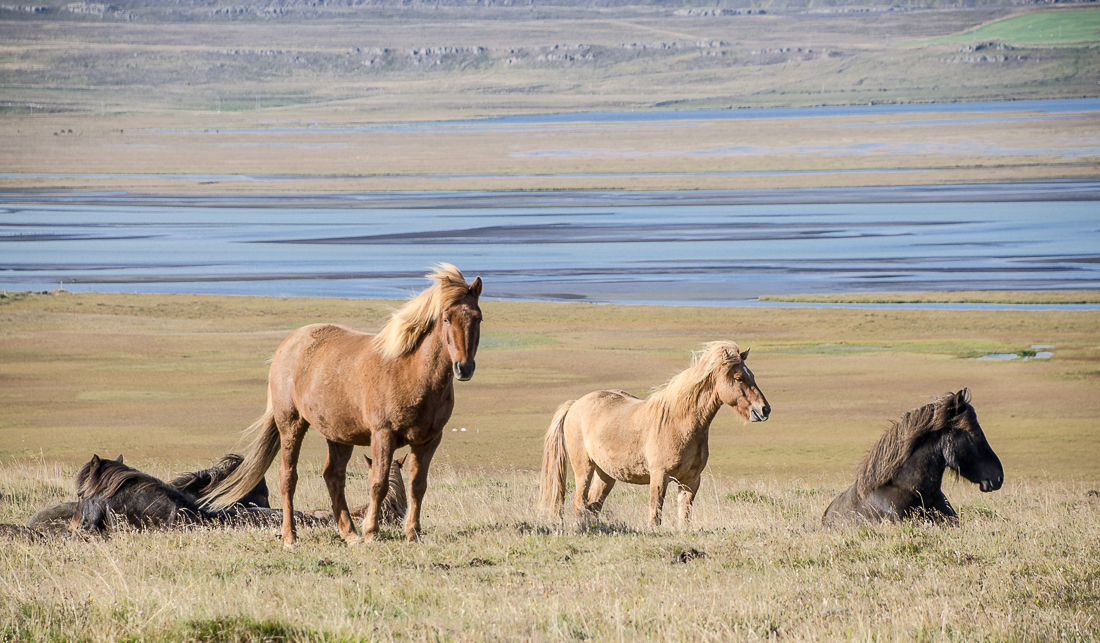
[168,454,243,495]
[854,389,973,497]
[75,455,170,501]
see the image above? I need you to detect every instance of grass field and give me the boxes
[1,291,1098,640]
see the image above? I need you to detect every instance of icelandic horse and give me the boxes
[203,264,482,546]
[539,341,770,529]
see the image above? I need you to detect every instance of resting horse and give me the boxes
[822,389,1003,527]
[71,455,214,534]
[203,264,483,546]
[539,341,770,529]
[27,453,268,534]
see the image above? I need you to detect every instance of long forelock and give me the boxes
[854,390,971,496]
[372,264,472,359]
[76,458,151,500]
[643,341,740,423]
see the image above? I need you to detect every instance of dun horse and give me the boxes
[540,341,770,529]
[822,389,1003,527]
[203,264,482,546]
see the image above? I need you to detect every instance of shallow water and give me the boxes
[2,184,1099,307]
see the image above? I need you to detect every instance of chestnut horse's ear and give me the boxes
[740,348,750,362]
[469,276,483,299]
[396,453,408,468]
[363,454,373,468]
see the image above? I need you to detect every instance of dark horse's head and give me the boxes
[938,389,1003,492]
[442,274,483,382]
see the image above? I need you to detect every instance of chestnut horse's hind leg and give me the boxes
[403,432,442,542]
[676,474,701,531]
[323,441,359,544]
[278,420,309,548]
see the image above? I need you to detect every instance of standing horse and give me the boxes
[539,341,770,529]
[822,389,1003,527]
[203,264,482,546]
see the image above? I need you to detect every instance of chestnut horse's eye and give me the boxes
[443,317,451,325]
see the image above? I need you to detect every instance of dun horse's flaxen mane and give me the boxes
[854,389,972,497]
[76,456,157,499]
[642,341,743,424]
[372,263,474,359]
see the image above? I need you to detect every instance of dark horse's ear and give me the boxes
[396,453,409,468]
[957,388,971,404]
[363,454,373,468]
[91,454,101,465]
[116,454,124,463]
[469,276,483,299]
[740,348,750,362]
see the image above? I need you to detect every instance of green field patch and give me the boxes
[75,390,190,402]
[927,9,1100,46]
[479,333,555,351]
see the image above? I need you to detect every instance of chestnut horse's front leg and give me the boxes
[404,432,442,542]
[648,471,670,529]
[362,430,395,542]
[323,440,359,544]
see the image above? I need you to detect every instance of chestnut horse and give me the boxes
[822,389,1003,527]
[539,341,770,529]
[203,264,482,546]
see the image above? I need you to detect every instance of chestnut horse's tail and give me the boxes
[200,398,280,511]
[538,400,574,518]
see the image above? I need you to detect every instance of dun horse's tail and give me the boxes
[538,400,574,518]
[201,397,280,511]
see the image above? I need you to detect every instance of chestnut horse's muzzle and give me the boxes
[750,403,771,422]
[453,360,476,381]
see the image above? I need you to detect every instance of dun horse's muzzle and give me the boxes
[453,360,476,381]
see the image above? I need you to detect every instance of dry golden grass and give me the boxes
[1,457,1098,642]
[1,290,1098,640]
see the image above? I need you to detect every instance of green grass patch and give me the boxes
[927,9,1100,46]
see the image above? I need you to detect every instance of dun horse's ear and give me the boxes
[740,348,750,362]
[363,454,373,468]
[396,453,409,467]
[469,276,483,299]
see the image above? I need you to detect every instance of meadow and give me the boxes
[1,291,1098,640]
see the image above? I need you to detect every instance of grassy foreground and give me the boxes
[1,291,1099,640]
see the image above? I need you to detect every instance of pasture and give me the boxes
[1,291,1098,640]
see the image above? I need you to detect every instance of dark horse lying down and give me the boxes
[823,389,1003,527]
[26,454,270,534]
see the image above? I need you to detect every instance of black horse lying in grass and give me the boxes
[823,389,1003,527]
[26,454,271,534]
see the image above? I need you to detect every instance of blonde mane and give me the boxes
[642,341,741,424]
[372,263,474,359]
[854,389,972,497]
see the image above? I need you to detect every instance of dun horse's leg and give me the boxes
[571,458,597,529]
[362,431,395,542]
[648,471,670,529]
[404,432,442,542]
[278,422,308,547]
[677,474,701,531]
[585,469,616,516]
[323,441,359,544]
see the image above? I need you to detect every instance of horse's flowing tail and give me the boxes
[200,398,281,511]
[538,400,574,518]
